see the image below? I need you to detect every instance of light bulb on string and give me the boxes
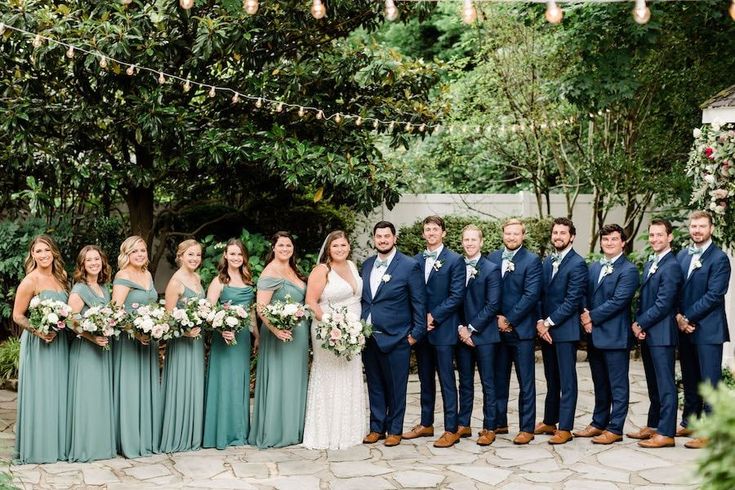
[729,0,735,21]
[0,23,6,35]
[632,0,651,24]
[99,56,108,69]
[32,34,43,48]
[208,86,216,98]
[405,123,412,132]
[373,120,380,129]
[244,0,259,15]
[232,93,240,104]
[316,110,324,120]
[311,0,326,20]
[255,98,263,108]
[335,113,342,123]
[298,107,306,117]
[276,102,284,112]
[388,121,395,131]
[180,0,194,9]
[66,46,74,58]
[126,65,136,76]
[384,0,399,21]
[183,80,192,92]
[158,72,166,84]
[545,0,563,24]
[356,116,363,126]
[419,123,426,132]
[461,0,477,25]
[121,0,133,5]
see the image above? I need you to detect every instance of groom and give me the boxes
[361,221,427,447]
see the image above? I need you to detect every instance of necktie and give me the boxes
[423,250,438,260]
[688,246,703,256]
[465,258,478,267]
[374,258,388,269]
[502,251,514,262]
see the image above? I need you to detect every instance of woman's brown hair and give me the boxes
[24,235,69,291]
[73,245,112,285]
[217,238,253,285]
[265,231,306,282]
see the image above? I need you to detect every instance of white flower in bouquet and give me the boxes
[205,301,250,346]
[262,295,311,342]
[169,297,212,339]
[129,303,171,341]
[28,297,73,336]
[316,305,372,361]
[78,303,125,349]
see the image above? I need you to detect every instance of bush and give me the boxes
[0,338,20,382]
[693,382,735,490]
[397,215,553,257]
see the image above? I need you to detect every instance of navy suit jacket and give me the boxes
[635,252,683,347]
[415,247,466,346]
[586,255,639,350]
[538,249,588,343]
[677,244,731,345]
[462,256,502,345]
[361,250,427,352]
[487,246,542,340]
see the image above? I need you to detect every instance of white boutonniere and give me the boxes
[468,266,478,280]
[693,259,702,270]
[506,262,515,273]
[601,264,614,277]
[649,263,659,276]
[381,274,391,283]
[433,260,443,272]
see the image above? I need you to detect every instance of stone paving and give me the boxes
[2,359,702,489]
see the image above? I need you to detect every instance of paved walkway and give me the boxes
[2,360,702,489]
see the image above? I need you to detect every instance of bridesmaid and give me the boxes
[203,238,258,449]
[12,235,70,464]
[160,239,206,453]
[249,231,309,448]
[67,245,116,462]
[111,235,162,458]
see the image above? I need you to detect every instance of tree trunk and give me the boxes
[124,144,155,250]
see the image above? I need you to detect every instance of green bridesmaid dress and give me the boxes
[68,283,116,462]
[248,277,309,448]
[112,278,162,458]
[203,285,255,448]
[159,285,205,453]
[15,290,70,464]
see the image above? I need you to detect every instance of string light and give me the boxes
[32,34,43,48]
[385,0,399,21]
[180,0,194,9]
[208,86,216,97]
[632,0,651,24]
[405,122,412,132]
[389,121,395,131]
[545,0,563,24]
[244,0,259,15]
[419,123,426,132]
[316,110,324,119]
[729,0,735,21]
[373,120,380,129]
[255,98,263,108]
[232,92,240,104]
[183,80,192,92]
[99,56,108,69]
[126,65,136,76]
[298,107,306,117]
[158,72,166,84]
[356,116,363,126]
[311,0,327,19]
[462,0,477,24]
[276,102,284,112]
[66,46,75,58]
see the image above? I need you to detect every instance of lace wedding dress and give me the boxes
[302,261,367,450]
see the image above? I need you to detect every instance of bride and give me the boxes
[302,230,367,450]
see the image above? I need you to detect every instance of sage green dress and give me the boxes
[68,283,116,462]
[15,289,70,464]
[203,285,255,448]
[159,285,205,453]
[248,277,309,448]
[112,277,162,458]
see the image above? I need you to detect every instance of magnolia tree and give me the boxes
[688,123,735,248]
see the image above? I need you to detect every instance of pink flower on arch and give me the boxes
[704,147,715,159]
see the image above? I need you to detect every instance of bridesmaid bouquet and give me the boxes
[78,303,126,349]
[128,302,172,341]
[262,295,311,342]
[28,296,73,335]
[316,305,372,361]
[169,298,212,340]
[206,301,250,346]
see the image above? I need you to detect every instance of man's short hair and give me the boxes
[373,220,396,236]
[461,224,483,239]
[502,218,525,233]
[552,217,576,236]
[688,210,713,226]
[600,223,627,242]
[422,215,445,231]
[650,218,673,235]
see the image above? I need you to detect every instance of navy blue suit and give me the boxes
[676,243,731,426]
[538,249,587,431]
[361,250,427,435]
[414,247,466,432]
[488,246,542,433]
[456,257,502,430]
[635,251,683,438]
[585,255,638,435]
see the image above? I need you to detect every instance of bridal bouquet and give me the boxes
[261,295,310,341]
[129,302,171,341]
[28,296,73,335]
[316,305,372,361]
[77,303,126,349]
[169,297,212,340]
[206,301,250,346]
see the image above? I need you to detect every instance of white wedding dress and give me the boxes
[302,261,367,450]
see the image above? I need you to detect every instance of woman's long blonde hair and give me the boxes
[176,239,202,269]
[24,235,69,291]
[117,236,148,271]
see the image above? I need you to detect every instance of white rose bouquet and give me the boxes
[77,303,126,349]
[316,305,372,361]
[206,301,250,346]
[261,295,310,342]
[169,297,212,340]
[28,296,73,336]
[129,302,171,341]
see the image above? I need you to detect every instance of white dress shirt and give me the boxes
[367,248,397,327]
[687,239,711,279]
[597,252,623,284]
[423,244,444,283]
[501,247,519,278]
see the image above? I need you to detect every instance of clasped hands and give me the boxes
[496,315,513,333]
[580,309,592,334]
[630,322,646,340]
[458,325,475,347]
[536,320,552,344]
[676,314,696,334]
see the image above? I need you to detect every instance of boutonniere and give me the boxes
[381,274,391,283]
[468,266,478,280]
[601,264,613,277]
[648,263,659,276]
[433,260,443,272]
[692,259,702,270]
[506,262,515,273]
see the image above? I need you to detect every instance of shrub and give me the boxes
[693,382,735,490]
[0,338,20,382]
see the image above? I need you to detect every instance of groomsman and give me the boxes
[675,210,731,449]
[456,225,502,446]
[535,218,588,445]
[403,216,466,448]
[488,218,542,445]
[576,224,638,444]
[628,218,683,448]
[361,221,427,447]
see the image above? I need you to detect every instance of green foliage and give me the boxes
[0,338,20,382]
[0,469,18,490]
[693,381,735,490]
[397,215,553,257]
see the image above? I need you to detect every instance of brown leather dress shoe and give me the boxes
[495,426,509,434]
[433,431,461,448]
[362,431,386,444]
[548,430,573,445]
[384,434,402,447]
[591,430,623,444]
[513,431,535,445]
[457,426,472,438]
[638,434,675,448]
[684,437,707,449]
[676,426,694,437]
[573,425,604,438]
[477,429,496,446]
[626,426,656,440]
[534,422,557,435]
[402,424,434,440]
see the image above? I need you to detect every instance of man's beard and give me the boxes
[376,244,395,255]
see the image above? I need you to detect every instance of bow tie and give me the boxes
[465,258,479,267]
[374,258,388,269]
[423,250,438,260]
[550,253,561,264]
[688,246,703,255]
[648,254,659,264]
[599,258,613,267]
[501,251,515,262]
